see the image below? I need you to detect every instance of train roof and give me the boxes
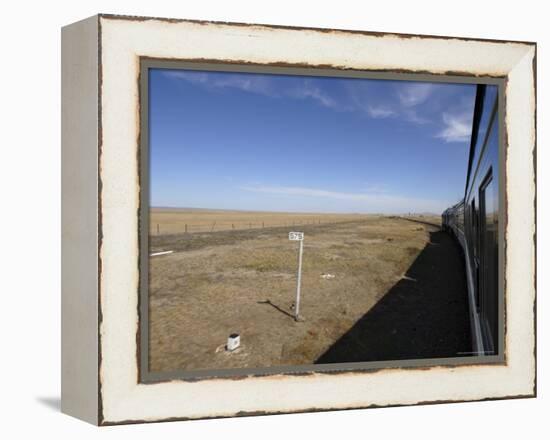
[443,200,465,215]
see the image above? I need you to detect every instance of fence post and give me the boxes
[185,224,188,233]
[157,223,159,235]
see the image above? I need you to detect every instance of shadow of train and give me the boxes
[315,230,472,364]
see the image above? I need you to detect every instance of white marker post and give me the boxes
[289,231,304,322]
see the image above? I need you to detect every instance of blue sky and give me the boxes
[149,69,476,214]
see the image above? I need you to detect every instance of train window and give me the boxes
[458,203,465,232]
[479,169,498,354]
[471,199,477,259]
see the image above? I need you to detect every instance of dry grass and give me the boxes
[148,212,440,373]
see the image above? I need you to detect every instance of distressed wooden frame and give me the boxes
[61,14,536,425]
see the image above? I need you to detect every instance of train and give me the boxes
[442,84,500,356]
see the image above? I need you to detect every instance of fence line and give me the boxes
[150,217,368,235]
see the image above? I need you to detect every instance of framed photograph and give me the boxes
[61,14,536,425]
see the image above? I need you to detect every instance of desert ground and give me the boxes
[148,210,471,373]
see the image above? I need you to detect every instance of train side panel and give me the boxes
[442,84,499,356]
[464,85,499,355]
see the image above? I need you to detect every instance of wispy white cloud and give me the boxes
[397,83,437,107]
[239,184,445,213]
[402,109,431,125]
[213,75,277,96]
[366,106,396,119]
[287,80,347,111]
[162,71,278,97]
[163,71,474,138]
[163,71,350,111]
[241,185,366,200]
[436,111,473,143]
[347,82,436,124]
[362,183,390,194]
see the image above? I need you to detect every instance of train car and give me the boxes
[442,201,464,238]
[442,84,500,356]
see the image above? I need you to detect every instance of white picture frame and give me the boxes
[61,14,536,425]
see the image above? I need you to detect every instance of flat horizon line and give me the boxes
[150,206,439,216]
